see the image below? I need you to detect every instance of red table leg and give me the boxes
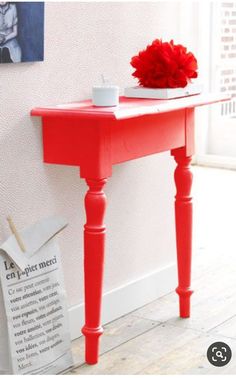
[172,147,193,318]
[81,178,107,364]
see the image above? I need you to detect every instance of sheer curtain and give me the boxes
[194,1,236,167]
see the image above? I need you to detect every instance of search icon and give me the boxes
[216,350,223,359]
[207,342,232,367]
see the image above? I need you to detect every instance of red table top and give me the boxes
[31,93,229,120]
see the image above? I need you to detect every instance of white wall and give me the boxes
[0,2,198,335]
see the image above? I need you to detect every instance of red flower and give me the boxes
[130,39,198,88]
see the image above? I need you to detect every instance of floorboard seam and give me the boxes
[206,314,236,333]
[70,322,164,372]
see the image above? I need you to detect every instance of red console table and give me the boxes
[31,93,227,365]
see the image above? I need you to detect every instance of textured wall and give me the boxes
[0,2,188,307]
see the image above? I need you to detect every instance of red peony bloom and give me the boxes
[130,39,198,88]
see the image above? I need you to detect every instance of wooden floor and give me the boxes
[67,166,236,375]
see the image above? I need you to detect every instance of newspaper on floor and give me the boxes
[0,216,73,375]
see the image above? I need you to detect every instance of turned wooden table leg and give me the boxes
[81,178,107,364]
[171,147,193,318]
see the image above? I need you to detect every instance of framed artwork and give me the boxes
[0,2,44,63]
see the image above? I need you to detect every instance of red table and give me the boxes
[31,93,227,365]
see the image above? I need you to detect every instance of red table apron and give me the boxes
[31,93,228,364]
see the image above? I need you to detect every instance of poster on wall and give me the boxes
[0,2,44,63]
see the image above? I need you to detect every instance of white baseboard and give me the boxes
[68,263,177,340]
[193,154,236,170]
